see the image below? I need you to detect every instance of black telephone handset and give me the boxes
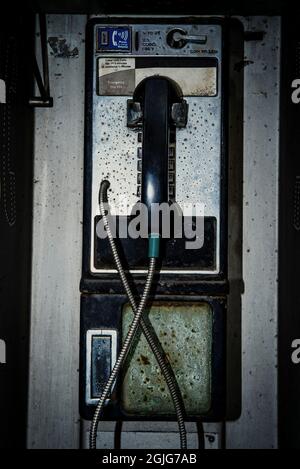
[128,76,188,256]
[94,76,190,450]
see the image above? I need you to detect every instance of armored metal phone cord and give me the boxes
[89,180,187,450]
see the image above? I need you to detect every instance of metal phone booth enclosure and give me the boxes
[0,7,286,451]
[79,16,241,449]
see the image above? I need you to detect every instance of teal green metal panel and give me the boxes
[122,302,213,415]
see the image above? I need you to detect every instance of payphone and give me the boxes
[80,17,233,449]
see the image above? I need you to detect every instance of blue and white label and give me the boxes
[97,27,131,52]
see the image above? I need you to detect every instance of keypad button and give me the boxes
[169,160,175,171]
[168,172,175,183]
[169,147,175,158]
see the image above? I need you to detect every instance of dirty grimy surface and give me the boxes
[121,302,212,415]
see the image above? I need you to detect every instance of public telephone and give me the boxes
[80,17,238,449]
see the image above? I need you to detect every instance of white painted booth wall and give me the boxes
[27,15,280,449]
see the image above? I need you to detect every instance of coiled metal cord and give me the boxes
[89,254,155,449]
[89,180,187,449]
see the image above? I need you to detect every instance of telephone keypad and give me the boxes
[136,144,175,200]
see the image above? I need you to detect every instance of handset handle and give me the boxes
[128,77,187,235]
[140,77,170,211]
[127,76,188,255]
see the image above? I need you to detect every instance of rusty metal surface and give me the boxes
[122,302,212,415]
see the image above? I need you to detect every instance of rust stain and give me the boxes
[140,354,150,365]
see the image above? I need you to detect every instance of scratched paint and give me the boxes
[122,302,212,415]
[48,36,79,58]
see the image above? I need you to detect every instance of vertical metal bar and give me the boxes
[226,16,280,449]
[32,54,47,100]
[29,13,53,107]
[27,14,86,449]
[39,13,50,96]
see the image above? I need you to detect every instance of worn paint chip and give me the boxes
[48,36,79,58]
